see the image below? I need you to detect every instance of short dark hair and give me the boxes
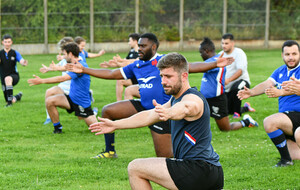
[282,40,300,52]
[74,36,86,45]
[140,33,159,49]
[200,37,215,52]
[222,33,234,40]
[129,33,140,41]
[62,42,80,57]
[157,52,188,74]
[2,34,12,41]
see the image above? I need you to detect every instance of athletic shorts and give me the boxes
[283,111,300,142]
[206,93,228,119]
[166,158,224,190]
[65,94,94,118]
[130,99,171,134]
[131,76,138,85]
[1,73,20,87]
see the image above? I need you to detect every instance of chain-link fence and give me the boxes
[0,0,299,50]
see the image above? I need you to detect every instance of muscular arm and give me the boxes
[238,79,274,100]
[82,67,124,80]
[189,61,217,73]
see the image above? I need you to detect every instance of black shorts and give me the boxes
[206,94,228,119]
[283,111,300,142]
[130,99,171,134]
[65,95,94,118]
[131,76,138,85]
[166,158,224,190]
[1,73,20,87]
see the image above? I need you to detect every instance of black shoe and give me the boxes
[53,129,62,134]
[15,92,23,101]
[5,103,12,107]
[275,159,294,167]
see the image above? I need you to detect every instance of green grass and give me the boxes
[0,49,299,189]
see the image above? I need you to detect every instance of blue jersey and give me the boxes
[120,54,171,110]
[270,64,300,112]
[79,50,88,63]
[200,54,226,98]
[170,88,221,166]
[67,60,91,108]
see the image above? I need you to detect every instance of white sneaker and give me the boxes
[243,114,258,127]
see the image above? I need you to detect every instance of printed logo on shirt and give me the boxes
[202,77,207,82]
[279,74,283,79]
[184,131,196,146]
[11,56,15,61]
[151,59,158,66]
[138,76,156,89]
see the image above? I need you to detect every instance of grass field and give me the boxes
[0,49,299,190]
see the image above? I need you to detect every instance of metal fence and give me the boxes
[0,0,299,52]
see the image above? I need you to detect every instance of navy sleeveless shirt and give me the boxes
[170,88,221,166]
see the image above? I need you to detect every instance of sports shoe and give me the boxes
[90,89,95,103]
[243,114,258,127]
[275,159,294,167]
[92,150,118,159]
[43,118,51,125]
[244,102,256,112]
[93,107,98,116]
[5,103,12,108]
[53,129,62,134]
[233,112,240,119]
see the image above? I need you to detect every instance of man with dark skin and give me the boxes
[67,33,172,158]
[189,37,258,131]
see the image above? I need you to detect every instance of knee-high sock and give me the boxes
[6,85,13,104]
[104,133,115,152]
[268,129,291,161]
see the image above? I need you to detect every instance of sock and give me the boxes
[240,119,250,127]
[6,85,13,104]
[46,109,50,119]
[104,133,115,152]
[268,129,291,161]
[53,121,62,130]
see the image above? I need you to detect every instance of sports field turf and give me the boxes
[0,49,299,189]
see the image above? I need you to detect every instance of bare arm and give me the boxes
[27,74,71,86]
[66,62,124,80]
[225,69,242,85]
[89,94,204,135]
[189,52,233,73]
[238,79,274,100]
[87,49,105,58]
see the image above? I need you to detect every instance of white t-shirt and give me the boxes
[219,47,250,92]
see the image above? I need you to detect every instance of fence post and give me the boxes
[90,0,94,52]
[264,0,270,48]
[179,0,184,50]
[44,0,48,54]
[135,0,139,33]
[222,0,227,34]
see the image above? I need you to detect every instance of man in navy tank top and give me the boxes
[89,52,226,190]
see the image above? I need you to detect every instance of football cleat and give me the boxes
[243,114,258,127]
[275,159,293,167]
[233,112,240,119]
[53,129,62,134]
[92,150,118,159]
[244,102,256,112]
